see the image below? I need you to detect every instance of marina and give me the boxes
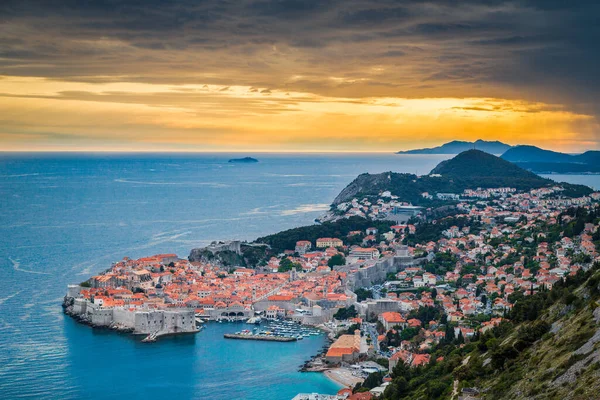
[224,333,296,342]
[225,319,325,342]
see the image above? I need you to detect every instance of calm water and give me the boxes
[0,152,599,399]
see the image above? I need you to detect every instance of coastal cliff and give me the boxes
[332,172,394,205]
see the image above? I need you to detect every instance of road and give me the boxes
[364,322,381,353]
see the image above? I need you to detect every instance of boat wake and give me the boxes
[8,257,50,275]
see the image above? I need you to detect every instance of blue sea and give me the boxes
[1,152,599,400]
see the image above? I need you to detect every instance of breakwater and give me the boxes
[223,333,297,342]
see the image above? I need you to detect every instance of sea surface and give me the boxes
[1,152,599,400]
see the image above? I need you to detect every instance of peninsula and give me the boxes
[65,151,600,399]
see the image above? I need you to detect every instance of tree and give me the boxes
[328,254,346,267]
[400,327,419,341]
[408,306,440,324]
[355,288,373,302]
[455,330,464,345]
[339,323,361,336]
[427,380,450,398]
[357,371,384,391]
[444,323,455,343]
[375,358,389,369]
[334,305,358,320]
[278,257,301,272]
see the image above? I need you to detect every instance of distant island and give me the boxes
[397,139,512,155]
[228,157,258,163]
[501,145,600,174]
[399,140,600,174]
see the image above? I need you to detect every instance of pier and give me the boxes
[223,333,297,342]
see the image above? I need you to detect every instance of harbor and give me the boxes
[224,319,326,341]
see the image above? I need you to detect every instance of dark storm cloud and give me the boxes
[0,0,599,116]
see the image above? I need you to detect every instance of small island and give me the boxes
[228,157,258,163]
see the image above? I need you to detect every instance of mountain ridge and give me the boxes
[501,145,600,174]
[397,139,512,155]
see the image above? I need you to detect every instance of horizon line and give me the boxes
[0,149,403,154]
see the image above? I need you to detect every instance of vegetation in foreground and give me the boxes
[380,262,600,400]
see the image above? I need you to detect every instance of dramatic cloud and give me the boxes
[0,0,598,151]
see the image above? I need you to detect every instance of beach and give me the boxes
[324,367,365,388]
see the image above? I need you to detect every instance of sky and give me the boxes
[1,0,599,153]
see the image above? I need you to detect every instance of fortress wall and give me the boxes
[90,308,114,326]
[67,285,82,298]
[207,240,242,255]
[72,298,87,315]
[134,310,165,334]
[253,300,298,312]
[349,254,421,290]
[163,310,196,332]
[134,309,197,334]
[113,308,136,328]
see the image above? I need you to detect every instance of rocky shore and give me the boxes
[299,336,333,372]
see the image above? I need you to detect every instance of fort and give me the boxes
[63,285,198,338]
[344,246,424,289]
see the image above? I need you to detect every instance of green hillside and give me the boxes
[430,149,549,183]
[382,262,600,400]
[333,150,591,205]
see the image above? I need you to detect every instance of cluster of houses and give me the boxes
[333,190,421,221]
[303,185,600,399]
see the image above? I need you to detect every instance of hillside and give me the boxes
[256,216,394,253]
[381,261,600,400]
[431,150,549,184]
[575,151,600,165]
[397,140,511,155]
[334,151,591,206]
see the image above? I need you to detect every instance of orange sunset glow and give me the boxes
[1,1,599,152]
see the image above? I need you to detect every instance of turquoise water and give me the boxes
[1,152,598,399]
